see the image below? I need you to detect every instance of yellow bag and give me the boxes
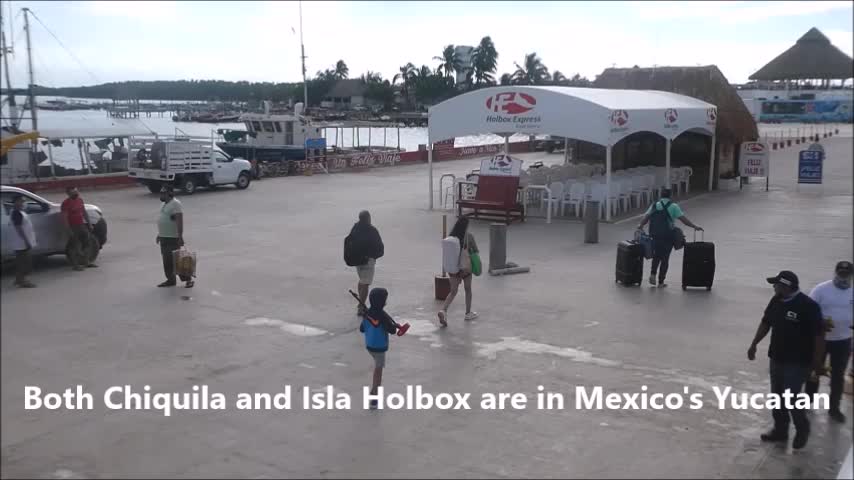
[173,247,197,279]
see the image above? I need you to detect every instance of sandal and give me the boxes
[437,310,447,327]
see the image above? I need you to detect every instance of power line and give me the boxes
[27,9,100,84]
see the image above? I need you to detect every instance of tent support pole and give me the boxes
[504,136,509,154]
[605,145,612,221]
[564,138,569,165]
[428,143,434,210]
[708,134,716,192]
[665,138,672,194]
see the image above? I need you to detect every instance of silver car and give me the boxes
[1,185,108,264]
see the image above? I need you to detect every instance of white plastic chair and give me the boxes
[680,167,693,193]
[541,181,565,216]
[607,180,627,214]
[670,168,683,196]
[585,183,607,220]
[561,182,587,217]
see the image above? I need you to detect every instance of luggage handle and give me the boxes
[693,229,704,242]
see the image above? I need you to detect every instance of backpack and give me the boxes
[648,200,674,240]
[344,233,366,267]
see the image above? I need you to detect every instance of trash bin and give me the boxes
[584,201,599,244]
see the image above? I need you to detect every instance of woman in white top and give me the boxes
[9,195,37,288]
[438,217,479,327]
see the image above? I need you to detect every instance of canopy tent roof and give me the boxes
[749,28,854,81]
[37,122,154,140]
[428,86,717,147]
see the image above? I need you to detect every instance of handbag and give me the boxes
[634,229,653,259]
[470,250,482,276]
[173,247,197,280]
[458,245,472,274]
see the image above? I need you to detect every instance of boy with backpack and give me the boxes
[637,189,703,287]
[359,287,398,409]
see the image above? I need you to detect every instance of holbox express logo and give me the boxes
[609,110,629,127]
[745,142,765,153]
[664,109,678,125]
[485,92,537,115]
[706,108,717,123]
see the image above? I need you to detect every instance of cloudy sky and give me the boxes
[2,1,852,88]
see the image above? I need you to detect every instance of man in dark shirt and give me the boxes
[747,270,824,450]
[345,211,384,315]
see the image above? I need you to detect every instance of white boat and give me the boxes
[215,102,324,162]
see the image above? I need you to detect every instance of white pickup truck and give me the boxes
[128,138,253,194]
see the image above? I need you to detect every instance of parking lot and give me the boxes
[2,132,852,479]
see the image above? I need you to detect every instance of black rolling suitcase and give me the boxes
[682,231,715,291]
[616,241,644,286]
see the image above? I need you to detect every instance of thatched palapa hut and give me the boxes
[593,65,758,187]
[749,28,853,85]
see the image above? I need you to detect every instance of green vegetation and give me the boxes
[18,38,592,107]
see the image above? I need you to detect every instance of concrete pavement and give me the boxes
[1,131,852,479]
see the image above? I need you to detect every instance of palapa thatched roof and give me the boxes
[749,28,853,81]
[593,65,758,144]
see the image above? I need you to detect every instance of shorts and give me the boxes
[356,258,376,285]
[369,350,386,368]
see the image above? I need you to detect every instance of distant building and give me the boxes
[738,28,853,123]
[321,79,370,110]
[454,45,475,85]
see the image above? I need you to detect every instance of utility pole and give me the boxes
[23,8,37,130]
[299,0,308,109]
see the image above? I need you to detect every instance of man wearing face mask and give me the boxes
[747,270,824,450]
[805,261,853,423]
[155,185,185,288]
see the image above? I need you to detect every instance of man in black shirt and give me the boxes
[345,211,384,315]
[747,271,824,449]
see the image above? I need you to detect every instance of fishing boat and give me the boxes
[215,102,324,162]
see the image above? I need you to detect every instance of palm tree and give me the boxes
[393,62,416,105]
[434,45,462,79]
[568,73,591,87]
[315,69,336,82]
[499,73,512,86]
[361,71,383,84]
[334,60,349,80]
[471,36,498,86]
[511,52,550,85]
[551,70,567,86]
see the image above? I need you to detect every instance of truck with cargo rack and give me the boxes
[128,138,253,194]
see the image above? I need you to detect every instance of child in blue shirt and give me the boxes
[359,287,398,409]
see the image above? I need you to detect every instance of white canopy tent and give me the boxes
[427,86,718,220]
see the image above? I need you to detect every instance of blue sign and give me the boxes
[305,138,326,150]
[797,150,824,184]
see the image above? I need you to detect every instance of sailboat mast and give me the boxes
[22,7,37,130]
[299,0,307,108]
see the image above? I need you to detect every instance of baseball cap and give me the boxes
[836,261,853,275]
[766,270,799,288]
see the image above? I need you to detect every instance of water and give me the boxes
[11,97,849,169]
[11,105,537,169]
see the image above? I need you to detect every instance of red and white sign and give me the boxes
[480,153,523,177]
[485,92,537,115]
[739,142,769,177]
[434,138,455,151]
[706,108,717,124]
[664,108,678,125]
[609,110,629,128]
